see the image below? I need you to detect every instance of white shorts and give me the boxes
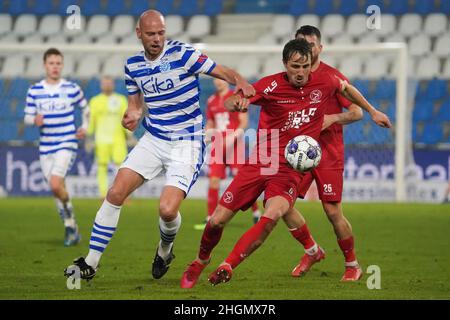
[40,149,77,182]
[120,132,205,195]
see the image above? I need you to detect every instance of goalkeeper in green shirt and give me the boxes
[88,76,132,197]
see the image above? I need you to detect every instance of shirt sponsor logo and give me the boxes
[263,80,278,95]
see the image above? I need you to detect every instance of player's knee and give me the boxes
[49,178,63,196]
[263,208,285,221]
[209,177,220,189]
[106,186,127,206]
[209,207,231,228]
[159,202,178,221]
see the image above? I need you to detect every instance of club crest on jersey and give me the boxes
[310,90,322,104]
[160,58,171,73]
[223,191,234,204]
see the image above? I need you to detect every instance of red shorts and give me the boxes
[297,168,343,202]
[219,163,302,212]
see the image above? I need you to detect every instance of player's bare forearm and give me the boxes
[123,93,144,131]
[224,94,250,113]
[209,64,255,98]
[340,83,392,128]
[335,104,363,125]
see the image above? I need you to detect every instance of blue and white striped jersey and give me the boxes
[24,79,88,155]
[125,40,216,141]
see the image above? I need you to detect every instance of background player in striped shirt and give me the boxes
[24,48,89,247]
[88,76,130,198]
[194,78,260,230]
[65,10,255,281]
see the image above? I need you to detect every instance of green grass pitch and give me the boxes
[0,198,449,300]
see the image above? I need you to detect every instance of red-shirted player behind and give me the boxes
[180,39,379,288]
[194,79,260,230]
[286,26,391,281]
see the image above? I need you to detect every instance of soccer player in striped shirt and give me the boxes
[24,48,90,247]
[64,10,255,281]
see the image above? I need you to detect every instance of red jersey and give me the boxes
[249,71,342,166]
[314,62,352,169]
[206,90,240,132]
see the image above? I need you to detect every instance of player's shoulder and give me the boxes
[253,72,285,91]
[126,51,146,66]
[61,79,81,90]
[28,80,44,91]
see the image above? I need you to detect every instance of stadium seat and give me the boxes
[419,123,444,144]
[39,15,62,38]
[165,15,184,39]
[23,125,39,142]
[409,34,431,57]
[155,0,176,15]
[0,14,12,36]
[442,58,450,80]
[203,0,223,16]
[111,15,135,39]
[441,0,450,14]
[373,79,396,100]
[235,0,289,14]
[352,79,371,97]
[362,0,386,12]
[370,14,396,38]
[332,34,354,45]
[387,0,410,15]
[339,56,363,80]
[320,54,338,68]
[422,79,448,101]
[86,15,110,39]
[434,34,450,58]
[13,14,37,38]
[58,0,77,15]
[256,34,278,45]
[8,0,27,16]
[105,0,127,16]
[385,102,396,122]
[63,15,86,38]
[313,0,338,16]
[25,55,45,79]
[129,0,151,16]
[102,55,126,78]
[321,14,345,39]
[369,125,392,145]
[357,33,381,44]
[0,121,18,142]
[289,0,310,16]
[365,56,390,80]
[262,56,284,77]
[22,34,44,44]
[83,78,101,99]
[398,14,422,38]
[296,14,321,31]
[437,99,450,122]
[70,33,94,44]
[413,101,434,122]
[416,56,440,80]
[346,14,368,38]
[337,0,361,16]
[76,54,101,79]
[270,15,295,39]
[114,78,128,96]
[1,55,26,78]
[178,0,200,17]
[343,121,366,144]
[412,0,438,14]
[423,13,447,37]
[96,34,118,44]
[236,55,261,79]
[185,15,211,42]
[31,0,55,16]
[82,0,103,17]
[9,78,29,99]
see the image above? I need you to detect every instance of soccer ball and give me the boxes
[284,135,322,172]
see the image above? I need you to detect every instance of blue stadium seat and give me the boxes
[418,123,444,144]
[422,79,448,101]
[84,78,101,100]
[344,121,367,144]
[82,0,102,17]
[0,121,18,141]
[177,0,200,17]
[105,0,127,16]
[412,0,438,14]
[386,0,410,15]
[373,79,396,100]
[437,98,450,122]
[362,0,386,11]
[313,0,337,16]
[337,0,361,16]
[203,0,223,16]
[31,0,56,16]
[155,0,176,15]
[385,102,396,122]
[8,0,28,16]
[413,101,434,122]
[289,0,310,15]
[441,0,450,14]
[9,78,30,99]
[114,79,128,96]
[129,0,151,16]
[368,125,392,145]
[23,126,39,142]
[58,0,77,15]
[235,0,289,14]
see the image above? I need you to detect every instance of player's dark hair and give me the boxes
[43,48,63,62]
[295,25,322,43]
[282,39,312,64]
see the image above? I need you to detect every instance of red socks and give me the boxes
[338,236,357,264]
[290,224,316,250]
[251,202,259,212]
[207,188,219,217]
[225,216,276,268]
[198,220,224,261]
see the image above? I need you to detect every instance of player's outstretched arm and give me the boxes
[321,104,363,130]
[208,64,255,98]
[339,80,392,128]
[122,92,144,132]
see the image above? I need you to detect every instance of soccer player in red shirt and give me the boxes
[195,79,260,230]
[286,25,392,281]
[180,38,389,288]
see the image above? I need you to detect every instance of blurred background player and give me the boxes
[195,78,260,230]
[88,75,133,198]
[23,48,89,246]
[288,26,390,281]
